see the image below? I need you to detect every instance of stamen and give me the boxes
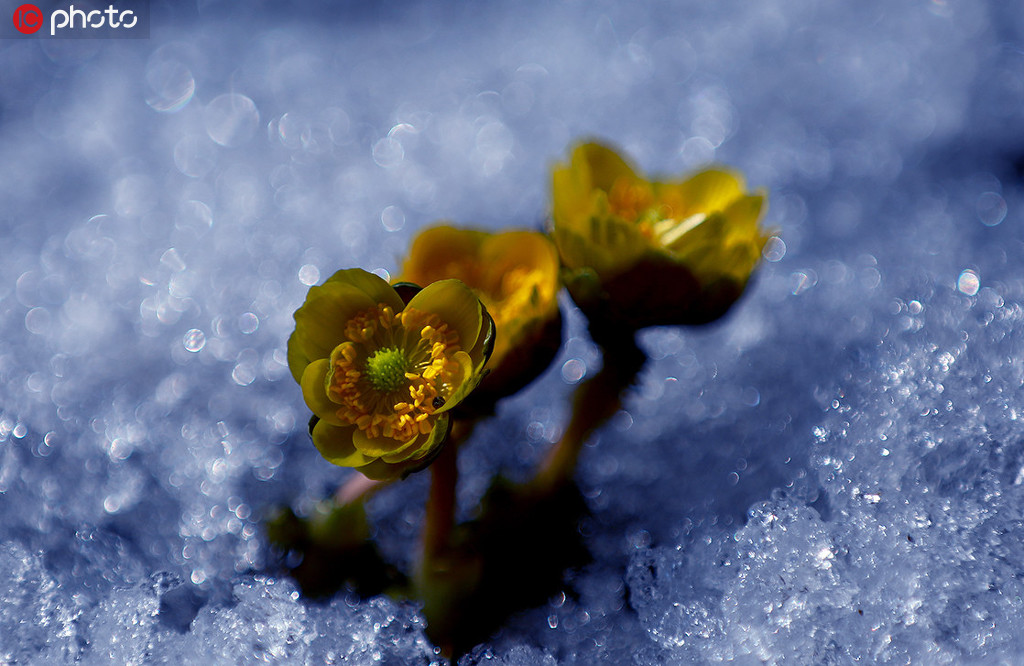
[608,177,653,222]
[482,266,546,329]
[656,213,706,247]
[327,304,463,442]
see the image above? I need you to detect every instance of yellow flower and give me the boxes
[399,225,562,403]
[551,140,770,330]
[288,269,493,480]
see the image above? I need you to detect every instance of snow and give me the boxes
[2,0,1024,662]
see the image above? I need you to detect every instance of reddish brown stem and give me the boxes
[335,473,387,505]
[421,434,460,561]
[532,332,646,494]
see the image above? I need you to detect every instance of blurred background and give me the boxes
[2,0,1024,662]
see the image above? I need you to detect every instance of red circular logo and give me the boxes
[13,4,43,34]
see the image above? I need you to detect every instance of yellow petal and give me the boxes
[354,458,402,481]
[287,330,309,384]
[436,349,480,413]
[400,411,450,462]
[721,192,767,238]
[400,225,486,286]
[551,223,588,271]
[406,279,482,353]
[299,359,343,426]
[552,142,641,242]
[552,164,593,236]
[555,216,647,277]
[311,420,374,467]
[479,231,560,307]
[658,168,744,219]
[573,141,641,191]
[705,242,760,283]
[359,414,451,475]
[323,268,405,311]
[666,211,729,259]
[353,427,422,459]
[466,306,495,369]
[380,429,433,463]
[663,193,767,280]
[356,453,432,481]
[292,282,377,365]
[670,223,762,283]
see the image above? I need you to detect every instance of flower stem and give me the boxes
[420,419,474,561]
[335,473,387,505]
[532,330,646,494]
[422,441,458,561]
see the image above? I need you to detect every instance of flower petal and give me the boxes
[287,330,309,383]
[573,141,640,191]
[352,427,421,458]
[299,358,343,426]
[290,269,406,381]
[311,420,375,467]
[354,458,403,481]
[324,268,405,311]
[435,349,479,414]
[472,307,496,369]
[667,208,764,283]
[292,282,377,367]
[401,225,486,286]
[396,411,450,463]
[379,422,440,462]
[406,279,482,353]
[479,231,560,305]
[665,211,729,261]
[554,216,647,277]
[550,139,768,331]
[658,168,744,219]
[551,163,592,237]
[553,142,641,240]
[359,414,450,477]
[721,192,767,239]
[356,447,438,481]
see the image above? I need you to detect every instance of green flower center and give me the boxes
[364,347,411,393]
